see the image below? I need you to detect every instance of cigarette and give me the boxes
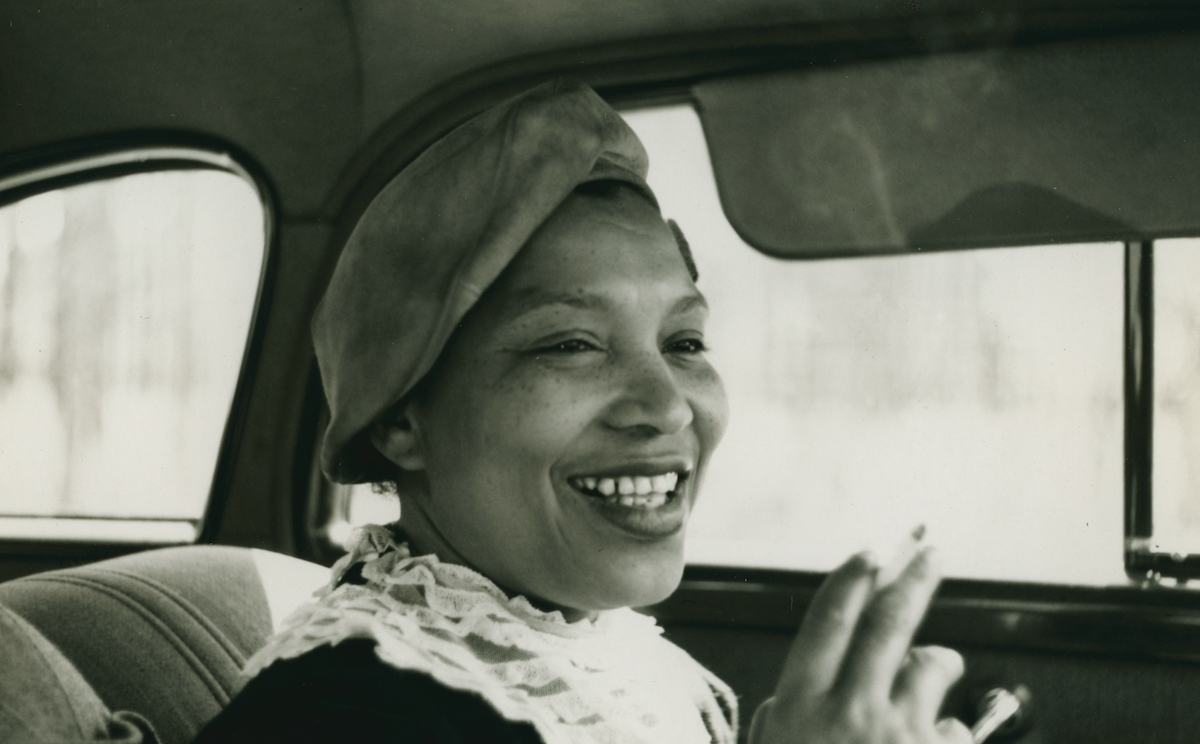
[875,524,927,587]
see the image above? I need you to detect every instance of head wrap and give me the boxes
[313,78,656,483]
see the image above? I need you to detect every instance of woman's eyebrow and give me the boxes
[500,289,608,319]
[670,293,709,316]
[500,288,709,320]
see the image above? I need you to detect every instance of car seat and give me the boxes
[0,545,328,744]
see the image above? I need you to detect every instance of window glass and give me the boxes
[1152,240,1200,556]
[624,105,1125,585]
[0,169,264,539]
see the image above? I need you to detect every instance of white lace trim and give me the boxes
[244,524,736,744]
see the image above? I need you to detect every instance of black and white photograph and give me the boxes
[1,2,1199,742]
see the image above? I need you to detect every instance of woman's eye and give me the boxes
[541,339,599,353]
[667,337,708,354]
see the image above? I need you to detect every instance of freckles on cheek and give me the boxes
[471,384,538,453]
[500,382,580,449]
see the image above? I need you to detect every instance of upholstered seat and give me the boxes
[0,546,328,744]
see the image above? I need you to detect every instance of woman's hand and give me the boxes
[749,548,971,744]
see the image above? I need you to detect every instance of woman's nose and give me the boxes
[603,352,693,435]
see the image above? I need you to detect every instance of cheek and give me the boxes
[688,364,730,449]
[489,385,593,466]
[429,371,589,478]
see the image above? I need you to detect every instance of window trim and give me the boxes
[0,147,253,204]
[655,563,1200,665]
[1124,241,1200,583]
[0,517,198,545]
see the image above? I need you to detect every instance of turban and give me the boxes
[313,78,655,483]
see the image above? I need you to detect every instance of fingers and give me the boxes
[891,645,964,725]
[763,546,964,744]
[837,545,942,698]
[775,551,878,701]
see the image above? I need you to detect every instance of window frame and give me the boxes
[1123,242,1200,583]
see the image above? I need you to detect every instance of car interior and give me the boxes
[2,1,1200,742]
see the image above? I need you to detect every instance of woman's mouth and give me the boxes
[567,471,684,509]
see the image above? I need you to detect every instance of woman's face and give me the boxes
[394,187,728,616]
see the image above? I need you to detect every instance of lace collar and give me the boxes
[244,524,737,744]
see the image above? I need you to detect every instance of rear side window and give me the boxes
[0,165,265,543]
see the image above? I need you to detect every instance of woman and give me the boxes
[196,79,970,744]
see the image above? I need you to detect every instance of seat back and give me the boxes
[0,546,327,744]
[0,603,154,743]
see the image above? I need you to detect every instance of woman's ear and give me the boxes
[368,400,427,471]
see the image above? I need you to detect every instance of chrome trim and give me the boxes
[0,147,248,196]
[0,517,198,545]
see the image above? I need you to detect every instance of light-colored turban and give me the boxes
[313,78,655,483]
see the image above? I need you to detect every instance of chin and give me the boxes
[628,569,685,608]
[579,549,687,611]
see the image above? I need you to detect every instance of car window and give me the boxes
[0,166,265,543]
[328,103,1193,588]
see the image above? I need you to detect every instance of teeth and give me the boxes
[616,493,668,509]
[572,472,684,504]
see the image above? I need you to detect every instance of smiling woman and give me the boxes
[196,79,969,744]
[367,182,726,616]
[196,79,739,744]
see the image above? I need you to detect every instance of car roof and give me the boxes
[1,0,806,219]
[6,0,1190,223]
